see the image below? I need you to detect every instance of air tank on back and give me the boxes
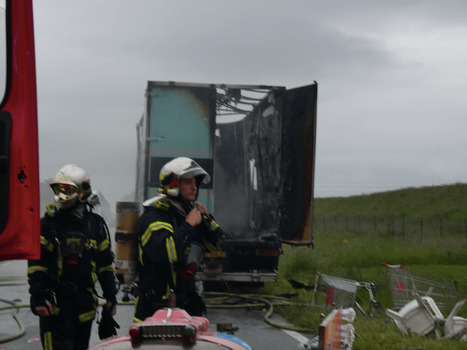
[114,201,141,300]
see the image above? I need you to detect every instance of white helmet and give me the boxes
[50,164,92,209]
[159,157,210,197]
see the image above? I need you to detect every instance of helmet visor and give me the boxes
[51,183,79,196]
[180,168,211,184]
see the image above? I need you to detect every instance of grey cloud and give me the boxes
[33,0,467,207]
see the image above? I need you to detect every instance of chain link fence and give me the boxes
[313,215,467,244]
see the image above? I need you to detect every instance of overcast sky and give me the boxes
[32,0,467,208]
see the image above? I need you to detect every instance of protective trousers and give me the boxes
[39,313,93,350]
[38,291,96,350]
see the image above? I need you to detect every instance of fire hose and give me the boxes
[205,291,314,333]
[0,298,27,343]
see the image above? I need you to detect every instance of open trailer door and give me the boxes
[0,0,40,260]
[279,82,318,246]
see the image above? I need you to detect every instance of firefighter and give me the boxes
[28,164,118,350]
[133,157,224,321]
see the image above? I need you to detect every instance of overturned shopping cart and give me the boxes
[289,272,380,316]
[382,263,458,312]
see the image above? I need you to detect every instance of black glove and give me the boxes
[98,305,120,340]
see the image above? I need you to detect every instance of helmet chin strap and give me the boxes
[157,187,179,197]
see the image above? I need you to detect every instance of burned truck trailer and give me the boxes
[135,81,317,283]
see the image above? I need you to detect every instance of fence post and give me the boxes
[439,218,443,242]
[402,216,405,240]
[420,217,423,242]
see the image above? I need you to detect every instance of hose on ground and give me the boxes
[0,298,27,344]
[0,293,313,336]
[205,291,314,333]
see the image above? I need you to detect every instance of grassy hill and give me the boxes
[314,183,467,219]
[261,183,467,350]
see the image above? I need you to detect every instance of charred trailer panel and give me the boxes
[135,81,317,283]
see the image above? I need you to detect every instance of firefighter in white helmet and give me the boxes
[27,164,118,349]
[134,157,224,321]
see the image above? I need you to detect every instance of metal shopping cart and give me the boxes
[382,263,458,312]
[317,272,380,316]
[316,272,358,309]
[289,272,380,316]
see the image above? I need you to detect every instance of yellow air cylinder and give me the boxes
[114,201,141,285]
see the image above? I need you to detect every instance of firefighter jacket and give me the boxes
[134,195,223,319]
[27,207,117,322]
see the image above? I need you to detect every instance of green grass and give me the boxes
[313,183,467,220]
[261,184,467,349]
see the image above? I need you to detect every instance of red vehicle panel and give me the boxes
[0,0,40,260]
